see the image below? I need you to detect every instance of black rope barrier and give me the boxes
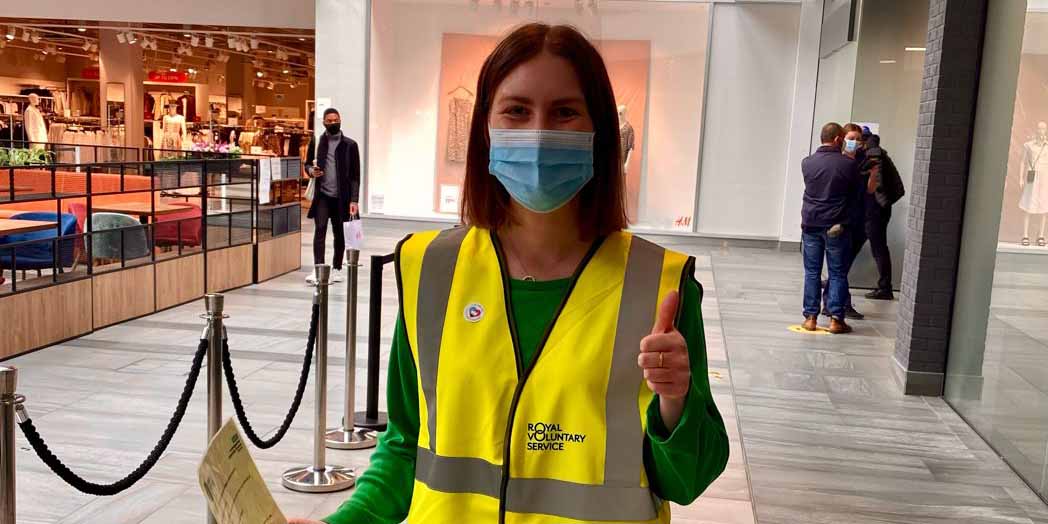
[222,303,319,449]
[17,339,209,496]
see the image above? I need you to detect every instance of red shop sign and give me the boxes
[148,70,189,83]
[81,67,100,79]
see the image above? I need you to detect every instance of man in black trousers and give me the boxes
[862,130,900,300]
[305,107,360,284]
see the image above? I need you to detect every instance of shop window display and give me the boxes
[1005,21,1048,249]
[367,0,710,230]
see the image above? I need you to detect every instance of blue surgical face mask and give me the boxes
[844,139,859,154]
[488,128,595,214]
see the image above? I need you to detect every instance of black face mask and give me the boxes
[325,122,341,135]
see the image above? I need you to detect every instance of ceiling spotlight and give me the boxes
[170,67,178,72]
[116,32,126,43]
[204,35,214,48]
[256,71,264,78]
[128,33,138,44]
[290,82,296,89]
[282,68,289,74]
[249,37,259,50]
[77,27,87,33]
[4,29,13,41]
[190,35,200,47]
[298,37,305,42]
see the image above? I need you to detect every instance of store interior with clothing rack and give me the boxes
[0,19,315,161]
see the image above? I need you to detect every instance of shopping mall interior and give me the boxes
[0,0,1046,523]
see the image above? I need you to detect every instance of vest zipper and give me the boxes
[490,231,605,524]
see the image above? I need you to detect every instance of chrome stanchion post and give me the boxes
[0,366,23,524]
[326,249,376,450]
[201,293,227,524]
[283,265,355,493]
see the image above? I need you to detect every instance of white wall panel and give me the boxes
[697,3,802,238]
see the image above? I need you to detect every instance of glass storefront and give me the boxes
[365,0,711,230]
[945,1,1048,503]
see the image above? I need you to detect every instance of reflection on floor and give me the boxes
[947,251,1048,504]
[5,218,1047,522]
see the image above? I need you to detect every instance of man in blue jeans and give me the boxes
[800,122,862,334]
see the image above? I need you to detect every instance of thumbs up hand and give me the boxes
[637,291,691,403]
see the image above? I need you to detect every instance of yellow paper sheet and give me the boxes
[198,419,287,524]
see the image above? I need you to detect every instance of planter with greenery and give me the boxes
[0,147,54,167]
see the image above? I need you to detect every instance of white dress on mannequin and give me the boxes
[1020,139,1048,215]
[161,114,187,151]
[24,104,47,149]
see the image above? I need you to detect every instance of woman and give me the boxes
[292,23,727,524]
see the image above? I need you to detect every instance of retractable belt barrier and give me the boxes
[355,252,395,431]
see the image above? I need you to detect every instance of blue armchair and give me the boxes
[0,212,78,277]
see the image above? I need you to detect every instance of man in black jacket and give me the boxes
[861,131,899,300]
[304,107,361,284]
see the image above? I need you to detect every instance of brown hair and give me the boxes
[820,122,844,144]
[843,123,863,136]
[460,23,627,239]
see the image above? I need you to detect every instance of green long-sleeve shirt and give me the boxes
[324,276,728,524]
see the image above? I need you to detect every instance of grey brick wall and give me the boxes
[894,0,987,396]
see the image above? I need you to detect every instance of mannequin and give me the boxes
[24,93,47,150]
[618,104,635,170]
[160,103,187,151]
[1019,121,1048,246]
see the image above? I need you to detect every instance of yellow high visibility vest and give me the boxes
[396,226,695,524]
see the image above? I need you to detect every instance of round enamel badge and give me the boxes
[464,303,485,323]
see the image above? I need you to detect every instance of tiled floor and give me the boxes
[5,218,1047,523]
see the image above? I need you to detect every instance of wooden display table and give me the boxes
[0,218,57,237]
[90,202,189,224]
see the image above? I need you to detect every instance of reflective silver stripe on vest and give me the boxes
[506,477,658,521]
[416,226,470,452]
[415,446,501,498]
[605,235,664,487]
[414,450,658,521]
